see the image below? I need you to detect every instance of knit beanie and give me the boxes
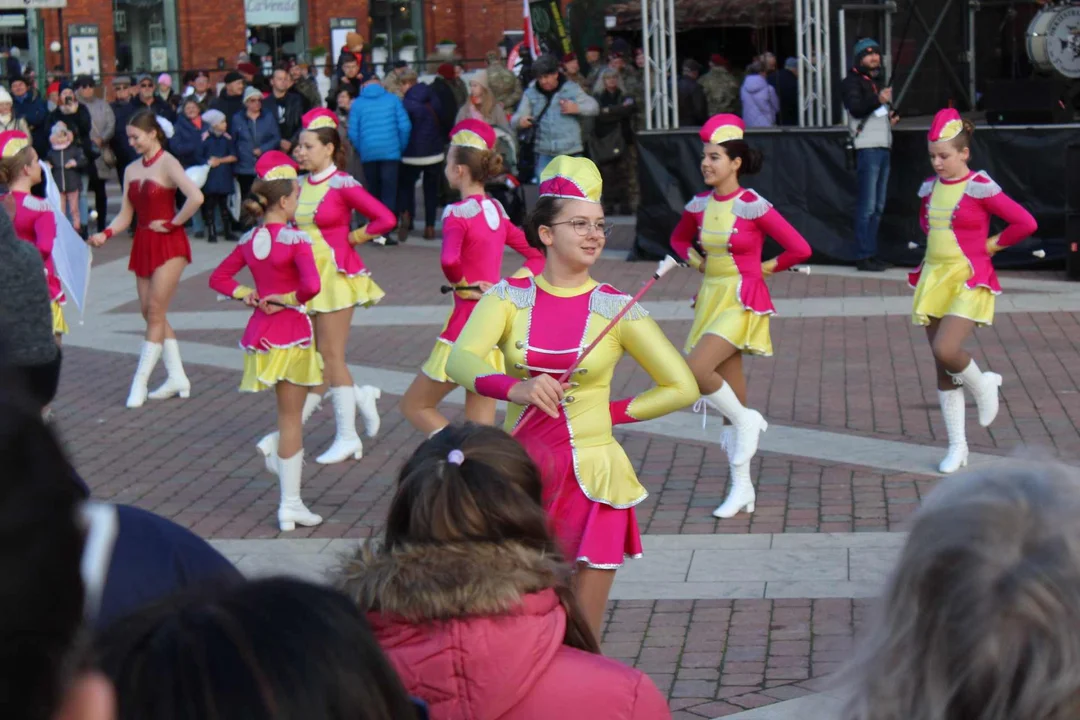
[437,63,455,81]
[468,70,489,89]
[853,38,880,60]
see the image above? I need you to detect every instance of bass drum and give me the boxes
[1027,3,1080,79]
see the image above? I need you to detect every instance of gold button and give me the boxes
[576,368,588,375]
[514,363,524,370]
[515,341,525,349]
[564,396,575,403]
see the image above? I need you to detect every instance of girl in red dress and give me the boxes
[89,110,204,409]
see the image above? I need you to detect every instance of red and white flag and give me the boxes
[523,0,538,58]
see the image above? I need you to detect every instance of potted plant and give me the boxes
[435,38,457,57]
[371,34,389,66]
[309,44,327,65]
[397,30,418,63]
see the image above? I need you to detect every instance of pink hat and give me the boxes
[255,150,299,181]
[699,114,745,145]
[449,119,495,150]
[157,73,172,87]
[0,129,29,158]
[302,107,338,130]
[928,108,964,143]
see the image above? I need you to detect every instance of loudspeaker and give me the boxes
[1067,212,1080,280]
[983,79,1070,125]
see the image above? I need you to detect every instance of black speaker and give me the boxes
[1067,212,1080,280]
[983,79,1070,125]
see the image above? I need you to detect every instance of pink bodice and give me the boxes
[208,223,321,351]
[5,191,62,302]
[438,195,545,343]
[297,171,395,276]
[908,171,1038,292]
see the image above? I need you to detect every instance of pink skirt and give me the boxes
[521,431,643,569]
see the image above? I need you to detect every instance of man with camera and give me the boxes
[842,38,899,272]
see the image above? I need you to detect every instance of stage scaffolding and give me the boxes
[640,0,679,129]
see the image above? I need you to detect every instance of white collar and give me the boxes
[310,164,337,183]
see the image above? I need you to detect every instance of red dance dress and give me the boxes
[128,179,192,278]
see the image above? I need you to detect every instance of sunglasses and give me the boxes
[139,82,154,88]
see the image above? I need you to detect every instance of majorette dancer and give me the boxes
[911,109,1037,473]
[0,130,67,341]
[400,119,545,436]
[256,108,396,467]
[446,156,698,640]
[89,110,204,408]
[669,114,812,519]
[208,151,324,532]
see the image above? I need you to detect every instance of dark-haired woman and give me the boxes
[90,109,204,409]
[400,120,544,437]
[447,156,697,639]
[670,114,811,519]
[96,578,422,720]
[209,151,324,532]
[341,423,672,719]
[255,108,396,469]
[911,109,1036,473]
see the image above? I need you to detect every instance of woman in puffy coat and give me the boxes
[340,423,671,720]
[397,69,445,241]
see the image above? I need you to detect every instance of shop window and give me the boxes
[113,0,178,73]
[370,0,424,64]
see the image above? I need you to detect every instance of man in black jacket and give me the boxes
[265,66,305,154]
[841,37,899,272]
[677,59,708,127]
[213,72,247,124]
[130,74,177,122]
[110,75,138,181]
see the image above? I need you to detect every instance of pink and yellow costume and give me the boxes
[208,153,323,392]
[670,115,811,356]
[909,111,1037,327]
[0,131,66,334]
[446,157,697,568]
[297,109,395,314]
[423,120,546,382]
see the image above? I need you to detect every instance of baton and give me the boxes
[440,285,482,294]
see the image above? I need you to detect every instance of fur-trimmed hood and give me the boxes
[340,540,566,622]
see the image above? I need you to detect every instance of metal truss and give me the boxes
[640,0,679,129]
[796,0,834,126]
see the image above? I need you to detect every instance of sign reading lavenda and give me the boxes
[245,0,299,26]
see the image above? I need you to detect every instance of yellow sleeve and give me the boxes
[612,316,698,422]
[446,293,520,400]
[232,285,255,300]
[279,292,299,305]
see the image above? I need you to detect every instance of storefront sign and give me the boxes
[0,0,66,8]
[69,24,100,78]
[245,0,299,26]
[529,0,572,57]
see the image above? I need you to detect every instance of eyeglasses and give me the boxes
[139,82,153,88]
[549,219,612,238]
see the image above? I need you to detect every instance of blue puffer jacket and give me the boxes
[202,132,237,195]
[402,83,445,159]
[231,108,280,176]
[348,83,411,162]
[170,115,205,168]
[510,76,599,157]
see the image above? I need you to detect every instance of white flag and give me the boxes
[41,159,92,315]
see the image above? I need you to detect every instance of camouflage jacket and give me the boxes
[487,61,522,111]
[699,67,739,116]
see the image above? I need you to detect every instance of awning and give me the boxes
[608,0,792,30]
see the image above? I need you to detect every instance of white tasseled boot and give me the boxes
[148,338,191,400]
[950,360,1002,427]
[126,342,162,409]
[315,386,363,464]
[256,392,323,473]
[937,388,969,474]
[703,383,768,466]
[713,461,756,518]
[276,450,323,531]
[353,384,382,437]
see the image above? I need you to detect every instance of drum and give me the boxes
[1026,3,1080,79]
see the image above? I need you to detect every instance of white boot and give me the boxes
[315,386,363,464]
[126,342,162,408]
[256,392,323,473]
[950,360,1002,427]
[713,461,756,518]
[937,388,969,474]
[703,384,768,466]
[148,338,191,400]
[276,450,322,531]
[353,384,382,437]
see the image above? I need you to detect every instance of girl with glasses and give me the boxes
[446,156,697,639]
[669,114,811,520]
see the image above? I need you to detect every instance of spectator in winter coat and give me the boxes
[348,72,411,215]
[110,75,138,178]
[328,52,362,112]
[188,71,214,112]
[455,70,511,138]
[699,54,740,116]
[156,73,181,113]
[10,75,48,157]
[486,50,522,111]
[46,121,87,232]
[74,74,114,233]
[0,86,30,134]
[398,70,445,241]
[438,62,468,109]
[740,61,779,127]
[289,62,322,110]
[266,66,305,153]
[199,108,238,243]
[591,69,635,215]
[212,71,247,126]
[231,86,280,213]
[131,73,177,122]
[511,53,599,181]
[170,97,206,168]
[340,424,672,720]
[430,66,462,124]
[676,59,708,126]
[776,57,800,126]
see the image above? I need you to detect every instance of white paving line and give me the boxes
[722,690,848,720]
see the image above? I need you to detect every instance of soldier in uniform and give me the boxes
[699,54,740,116]
[486,51,522,111]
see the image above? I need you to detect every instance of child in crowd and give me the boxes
[843,461,1080,720]
[199,108,237,243]
[46,120,86,233]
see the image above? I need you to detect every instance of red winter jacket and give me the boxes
[342,541,671,720]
